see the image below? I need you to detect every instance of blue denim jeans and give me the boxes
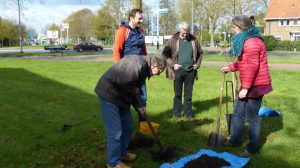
[99,98,133,167]
[229,97,262,153]
[173,69,195,117]
[138,83,147,121]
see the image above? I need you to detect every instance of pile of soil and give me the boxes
[128,132,153,150]
[184,154,231,168]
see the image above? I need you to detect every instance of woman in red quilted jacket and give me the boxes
[221,15,272,157]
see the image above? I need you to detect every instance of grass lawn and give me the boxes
[202,55,300,64]
[0,59,299,168]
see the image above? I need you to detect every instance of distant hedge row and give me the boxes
[263,36,300,51]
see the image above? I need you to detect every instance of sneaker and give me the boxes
[239,150,255,157]
[121,152,137,162]
[107,162,131,168]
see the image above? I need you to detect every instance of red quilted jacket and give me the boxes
[229,37,272,89]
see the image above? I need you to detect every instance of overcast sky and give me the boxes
[0,0,157,34]
[0,0,105,34]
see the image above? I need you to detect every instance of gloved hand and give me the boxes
[138,106,146,118]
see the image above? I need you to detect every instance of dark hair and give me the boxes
[249,15,256,27]
[232,15,253,31]
[128,8,143,21]
[151,54,166,71]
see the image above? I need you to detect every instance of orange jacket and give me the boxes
[113,25,147,63]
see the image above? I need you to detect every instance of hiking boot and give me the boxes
[239,150,256,157]
[107,162,131,168]
[121,152,137,162]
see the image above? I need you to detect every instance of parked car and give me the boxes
[73,43,103,52]
[44,44,67,52]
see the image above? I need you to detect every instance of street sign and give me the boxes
[47,30,58,39]
[61,23,69,29]
[159,8,169,14]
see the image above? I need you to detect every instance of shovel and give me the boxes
[208,72,226,147]
[225,80,234,135]
[60,115,96,132]
[143,113,174,161]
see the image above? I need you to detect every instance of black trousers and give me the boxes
[173,69,195,117]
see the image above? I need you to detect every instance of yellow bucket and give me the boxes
[139,121,160,137]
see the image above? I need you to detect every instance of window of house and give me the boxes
[279,20,284,26]
[293,19,298,26]
[286,19,290,26]
[290,33,300,41]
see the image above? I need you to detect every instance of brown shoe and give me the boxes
[121,152,137,162]
[187,116,195,122]
[107,162,131,168]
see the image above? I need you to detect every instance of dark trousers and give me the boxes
[138,83,147,121]
[229,97,263,153]
[173,69,195,117]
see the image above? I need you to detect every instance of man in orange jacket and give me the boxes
[113,8,147,122]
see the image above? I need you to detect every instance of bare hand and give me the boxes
[239,89,248,99]
[138,106,146,117]
[193,64,198,70]
[174,64,182,70]
[221,67,230,73]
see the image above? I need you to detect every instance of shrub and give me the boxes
[263,35,278,51]
[276,40,300,51]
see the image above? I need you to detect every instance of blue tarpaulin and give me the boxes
[259,106,281,117]
[160,149,250,168]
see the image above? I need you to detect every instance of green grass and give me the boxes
[202,55,300,64]
[0,59,299,168]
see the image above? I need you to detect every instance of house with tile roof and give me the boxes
[264,0,300,41]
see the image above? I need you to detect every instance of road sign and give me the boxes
[61,23,69,29]
[47,30,58,39]
[159,8,169,14]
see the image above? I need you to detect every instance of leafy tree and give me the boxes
[94,7,116,41]
[133,0,142,9]
[199,0,227,47]
[64,8,95,42]
[160,0,178,35]
[49,23,60,31]
[1,0,44,51]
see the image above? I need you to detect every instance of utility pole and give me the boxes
[156,0,159,50]
[17,0,23,53]
[191,0,194,34]
[233,0,236,15]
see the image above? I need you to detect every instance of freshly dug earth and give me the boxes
[128,132,153,150]
[184,154,231,168]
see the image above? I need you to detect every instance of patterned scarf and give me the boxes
[228,27,263,57]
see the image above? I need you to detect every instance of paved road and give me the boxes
[4,55,299,71]
[0,48,113,54]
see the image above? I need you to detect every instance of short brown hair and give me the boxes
[128,8,143,21]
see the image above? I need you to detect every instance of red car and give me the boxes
[73,43,103,52]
